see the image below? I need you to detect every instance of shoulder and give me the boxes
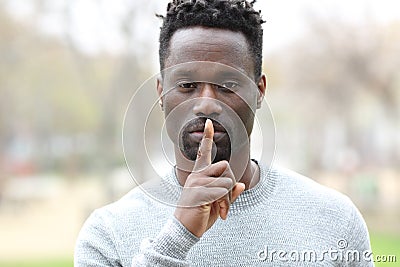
[74,183,164,265]
[75,180,174,257]
[92,180,166,222]
[270,165,370,234]
[78,186,150,233]
[258,165,373,257]
[265,165,369,232]
[270,165,356,209]
[83,173,179,228]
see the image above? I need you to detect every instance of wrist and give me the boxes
[153,217,199,260]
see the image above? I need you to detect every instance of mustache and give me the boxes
[183,118,228,133]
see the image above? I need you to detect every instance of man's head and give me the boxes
[157,0,265,79]
[157,0,266,165]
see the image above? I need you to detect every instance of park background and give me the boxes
[0,0,399,266]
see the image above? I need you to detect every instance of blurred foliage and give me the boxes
[0,1,155,175]
[265,16,400,172]
[1,0,399,175]
[0,7,107,134]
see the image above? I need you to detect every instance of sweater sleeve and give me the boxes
[74,210,199,267]
[344,199,375,267]
[132,217,200,267]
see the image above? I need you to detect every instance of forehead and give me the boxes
[165,27,255,79]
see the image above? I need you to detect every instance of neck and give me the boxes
[174,144,259,190]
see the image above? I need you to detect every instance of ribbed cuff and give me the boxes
[153,217,199,260]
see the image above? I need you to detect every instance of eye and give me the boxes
[219,82,239,92]
[176,82,198,92]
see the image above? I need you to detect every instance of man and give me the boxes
[75,0,374,266]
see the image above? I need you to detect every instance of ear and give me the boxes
[256,74,267,109]
[156,75,164,110]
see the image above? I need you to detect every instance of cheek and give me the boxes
[227,97,257,135]
[238,105,256,135]
[163,93,187,117]
[163,93,194,143]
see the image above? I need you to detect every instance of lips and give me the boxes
[185,119,228,143]
[186,121,226,133]
[188,131,227,142]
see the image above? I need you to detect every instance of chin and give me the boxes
[212,153,231,163]
[180,143,231,163]
[179,128,232,162]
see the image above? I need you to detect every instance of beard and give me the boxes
[179,118,231,163]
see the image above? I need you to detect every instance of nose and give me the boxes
[192,83,223,116]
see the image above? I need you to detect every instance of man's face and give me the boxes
[158,27,265,163]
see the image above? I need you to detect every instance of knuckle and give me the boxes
[220,177,233,187]
[185,175,196,184]
[220,188,229,195]
[221,160,229,168]
[214,160,229,170]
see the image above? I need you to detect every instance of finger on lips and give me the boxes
[189,119,239,220]
[193,119,214,171]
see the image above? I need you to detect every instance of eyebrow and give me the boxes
[170,69,195,77]
[169,69,247,80]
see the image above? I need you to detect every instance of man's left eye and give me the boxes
[219,82,238,91]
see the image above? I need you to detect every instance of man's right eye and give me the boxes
[177,82,198,90]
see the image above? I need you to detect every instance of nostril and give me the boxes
[192,97,222,116]
[195,112,220,118]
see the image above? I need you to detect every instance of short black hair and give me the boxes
[157,0,265,79]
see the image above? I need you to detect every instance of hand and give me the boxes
[174,119,245,238]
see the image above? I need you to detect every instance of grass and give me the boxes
[370,233,400,266]
[0,259,72,267]
[0,233,398,266]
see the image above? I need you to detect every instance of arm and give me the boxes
[132,218,199,267]
[74,211,198,267]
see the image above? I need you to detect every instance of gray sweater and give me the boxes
[74,164,374,266]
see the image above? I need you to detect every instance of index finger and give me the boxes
[193,119,214,172]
